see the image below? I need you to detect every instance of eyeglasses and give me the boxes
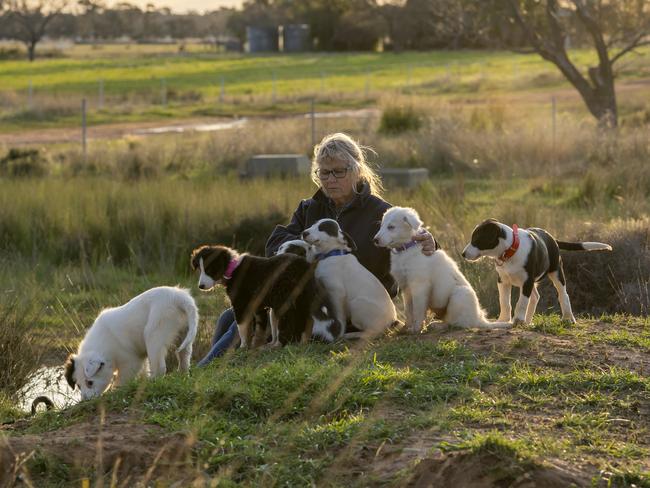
[314,167,349,180]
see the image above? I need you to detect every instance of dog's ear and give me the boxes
[341,230,358,251]
[84,357,105,378]
[64,354,76,389]
[403,210,423,230]
[190,246,206,270]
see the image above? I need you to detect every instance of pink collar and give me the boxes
[223,257,241,280]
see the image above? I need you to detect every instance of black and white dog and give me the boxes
[302,219,398,339]
[191,245,316,348]
[462,219,612,325]
[277,240,343,343]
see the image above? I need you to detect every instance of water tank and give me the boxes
[282,24,311,52]
[247,26,279,53]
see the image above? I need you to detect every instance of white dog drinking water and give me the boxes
[64,286,198,399]
[374,207,511,332]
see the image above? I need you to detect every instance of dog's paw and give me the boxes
[561,316,577,325]
[512,317,526,327]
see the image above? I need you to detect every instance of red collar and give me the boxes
[499,224,520,262]
[223,257,241,280]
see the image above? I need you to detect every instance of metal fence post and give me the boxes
[81,98,87,163]
[161,78,167,107]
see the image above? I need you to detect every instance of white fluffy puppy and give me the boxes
[374,207,511,332]
[64,286,198,399]
[302,219,397,339]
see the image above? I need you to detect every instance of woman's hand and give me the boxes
[413,229,437,256]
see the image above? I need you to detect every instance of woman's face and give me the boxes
[318,158,356,206]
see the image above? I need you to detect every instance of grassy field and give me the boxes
[1,47,650,486]
[1,45,649,131]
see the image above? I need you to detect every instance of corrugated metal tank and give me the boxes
[246,26,279,53]
[282,24,311,52]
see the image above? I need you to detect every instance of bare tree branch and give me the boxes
[611,33,650,65]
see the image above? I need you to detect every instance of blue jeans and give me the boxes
[197,308,239,367]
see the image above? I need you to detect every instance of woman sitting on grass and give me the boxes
[197,132,436,366]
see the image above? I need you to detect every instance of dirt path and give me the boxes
[0,108,379,146]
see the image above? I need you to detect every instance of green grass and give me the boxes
[1,47,649,130]
[11,322,649,486]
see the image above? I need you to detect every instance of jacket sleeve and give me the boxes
[265,200,308,257]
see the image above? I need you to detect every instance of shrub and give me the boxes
[0,148,47,177]
[0,298,46,397]
[378,105,422,135]
[537,219,650,316]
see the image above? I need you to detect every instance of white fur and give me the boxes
[68,286,198,399]
[375,207,511,332]
[302,219,397,339]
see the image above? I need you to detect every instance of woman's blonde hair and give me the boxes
[311,132,384,196]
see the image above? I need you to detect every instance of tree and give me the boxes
[6,0,69,61]
[501,0,650,128]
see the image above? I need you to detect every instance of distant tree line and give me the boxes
[0,1,235,50]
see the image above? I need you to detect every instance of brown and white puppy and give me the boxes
[302,219,398,339]
[462,219,612,325]
[191,245,316,348]
[374,207,511,332]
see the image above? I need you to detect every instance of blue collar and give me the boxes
[391,240,419,254]
[315,249,351,261]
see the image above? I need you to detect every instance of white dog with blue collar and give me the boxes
[302,219,398,339]
[375,207,511,333]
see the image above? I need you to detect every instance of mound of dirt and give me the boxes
[406,450,588,488]
[0,413,197,486]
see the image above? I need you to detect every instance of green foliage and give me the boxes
[378,105,422,134]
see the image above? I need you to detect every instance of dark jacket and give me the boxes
[265,182,397,297]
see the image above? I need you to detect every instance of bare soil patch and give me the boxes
[0,413,197,486]
[406,450,589,488]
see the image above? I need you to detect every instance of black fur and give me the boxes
[282,243,307,258]
[31,396,55,415]
[318,220,340,238]
[64,355,76,389]
[191,245,317,344]
[470,219,506,250]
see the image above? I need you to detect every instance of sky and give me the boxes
[106,0,243,14]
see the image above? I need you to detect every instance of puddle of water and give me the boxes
[132,118,248,135]
[16,366,80,412]
[130,108,377,136]
[302,108,379,119]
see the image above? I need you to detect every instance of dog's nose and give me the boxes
[198,284,206,290]
[373,237,379,245]
[302,231,309,239]
[461,250,467,258]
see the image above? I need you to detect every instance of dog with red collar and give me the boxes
[462,219,612,325]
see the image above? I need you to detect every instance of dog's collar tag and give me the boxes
[498,224,520,263]
[392,240,419,254]
[223,258,241,280]
[316,249,350,261]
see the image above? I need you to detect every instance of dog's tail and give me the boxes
[176,289,199,353]
[557,240,612,252]
[475,319,512,329]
